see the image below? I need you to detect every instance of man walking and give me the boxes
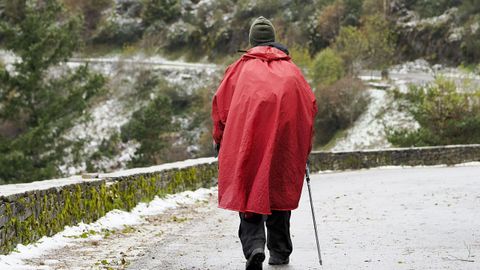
[211,16,317,270]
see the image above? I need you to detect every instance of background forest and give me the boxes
[1,0,480,184]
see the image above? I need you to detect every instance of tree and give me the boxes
[142,0,181,26]
[0,0,105,183]
[387,77,480,146]
[333,26,368,73]
[62,0,113,35]
[342,0,363,24]
[310,1,346,53]
[310,48,345,87]
[332,15,395,73]
[121,95,176,167]
[362,15,396,70]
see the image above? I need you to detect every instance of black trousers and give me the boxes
[238,211,293,260]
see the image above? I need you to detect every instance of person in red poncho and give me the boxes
[211,16,317,270]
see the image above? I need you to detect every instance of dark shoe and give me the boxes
[246,248,265,270]
[268,256,289,265]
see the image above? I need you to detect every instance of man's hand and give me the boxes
[213,142,221,157]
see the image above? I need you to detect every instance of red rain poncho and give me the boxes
[212,46,317,215]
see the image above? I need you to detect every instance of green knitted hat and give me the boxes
[249,16,276,47]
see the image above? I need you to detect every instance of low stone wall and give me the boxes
[0,159,218,255]
[309,144,480,172]
[1,145,480,255]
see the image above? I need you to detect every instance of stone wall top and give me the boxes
[320,144,480,153]
[0,176,86,198]
[98,157,217,179]
[0,158,218,200]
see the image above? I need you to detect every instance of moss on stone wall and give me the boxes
[0,163,218,255]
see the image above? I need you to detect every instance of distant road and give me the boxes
[0,50,219,72]
[68,57,219,71]
[360,69,480,86]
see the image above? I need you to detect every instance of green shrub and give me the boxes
[362,0,385,16]
[121,94,176,167]
[333,15,395,73]
[142,0,181,26]
[310,48,345,87]
[387,77,480,146]
[63,0,113,34]
[314,76,369,146]
[332,25,367,73]
[342,0,363,24]
[290,45,313,70]
[409,0,461,18]
[361,15,396,70]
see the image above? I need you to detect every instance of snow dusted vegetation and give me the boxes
[51,54,219,175]
[332,59,480,151]
[3,44,480,169]
[331,89,418,151]
[4,45,479,168]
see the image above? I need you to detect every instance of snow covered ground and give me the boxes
[331,89,418,151]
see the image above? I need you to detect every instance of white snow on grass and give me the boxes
[0,187,216,270]
[332,89,389,151]
[332,89,418,151]
[59,55,219,175]
[61,96,138,175]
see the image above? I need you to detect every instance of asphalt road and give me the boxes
[128,165,480,270]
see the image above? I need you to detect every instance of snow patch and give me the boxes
[389,59,433,75]
[332,90,388,151]
[0,187,216,270]
[100,157,217,178]
[0,176,84,198]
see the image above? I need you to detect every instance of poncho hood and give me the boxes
[243,46,291,61]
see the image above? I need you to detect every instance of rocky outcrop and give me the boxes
[92,0,145,45]
[391,1,479,65]
[393,6,462,64]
